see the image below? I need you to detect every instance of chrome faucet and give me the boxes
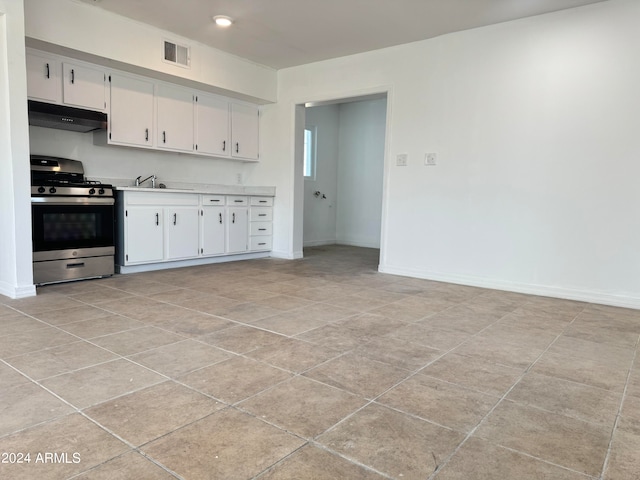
[135,174,156,188]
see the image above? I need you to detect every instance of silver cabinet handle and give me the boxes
[45,63,50,79]
[145,128,149,141]
[222,140,226,152]
[71,69,75,84]
[155,213,159,226]
[232,212,236,223]
[235,142,239,153]
[219,212,222,224]
[173,213,177,225]
[163,131,167,144]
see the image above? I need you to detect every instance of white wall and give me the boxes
[336,98,386,248]
[303,104,339,246]
[29,127,248,187]
[258,0,640,308]
[23,0,276,103]
[0,0,35,298]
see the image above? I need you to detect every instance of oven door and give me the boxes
[31,197,115,260]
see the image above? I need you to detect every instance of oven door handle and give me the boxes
[31,197,115,205]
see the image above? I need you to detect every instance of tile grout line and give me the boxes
[426,307,586,479]
[598,333,640,480]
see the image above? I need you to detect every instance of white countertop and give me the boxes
[101,179,275,196]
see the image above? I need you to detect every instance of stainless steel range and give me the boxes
[30,155,115,285]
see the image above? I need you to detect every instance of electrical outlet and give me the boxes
[396,154,408,167]
[236,173,243,184]
[425,153,437,166]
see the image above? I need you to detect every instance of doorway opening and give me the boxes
[293,92,388,269]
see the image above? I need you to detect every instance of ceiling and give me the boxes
[79,0,607,70]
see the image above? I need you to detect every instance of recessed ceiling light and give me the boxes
[213,15,233,27]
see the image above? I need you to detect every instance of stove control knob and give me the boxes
[49,187,57,194]
[89,188,96,195]
[37,186,46,194]
[98,188,105,195]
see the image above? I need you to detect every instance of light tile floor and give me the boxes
[1,245,639,479]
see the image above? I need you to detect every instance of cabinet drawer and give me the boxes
[250,222,272,236]
[227,196,248,206]
[202,194,225,205]
[250,208,273,222]
[125,192,198,206]
[250,236,272,251]
[250,196,273,207]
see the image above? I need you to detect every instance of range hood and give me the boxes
[28,100,107,133]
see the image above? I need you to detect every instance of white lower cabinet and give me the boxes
[124,206,164,264]
[117,191,273,270]
[166,207,200,260]
[227,206,248,254]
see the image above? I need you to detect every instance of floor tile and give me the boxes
[0,327,78,358]
[377,375,498,432]
[0,413,129,480]
[178,355,292,404]
[258,445,387,479]
[0,382,74,436]
[303,352,411,398]
[151,311,234,337]
[354,336,441,370]
[6,340,117,380]
[142,409,305,480]
[387,323,470,351]
[0,362,31,389]
[239,376,366,438]
[435,436,587,479]
[90,326,184,356]
[58,314,145,339]
[507,371,622,426]
[41,359,165,408]
[453,335,544,370]
[84,381,224,446]
[0,314,50,335]
[531,351,630,392]
[475,401,611,476]
[318,403,464,479]
[246,338,340,373]
[603,430,640,480]
[28,304,113,326]
[422,352,522,396]
[199,325,287,354]
[128,339,232,377]
[72,451,177,479]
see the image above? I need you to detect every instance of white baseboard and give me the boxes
[0,282,37,299]
[117,252,270,274]
[336,237,380,249]
[379,264,640,310]
[270,250,303,260]
[303,240,337,247]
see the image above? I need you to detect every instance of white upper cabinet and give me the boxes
[62,63,106,111]
[231,103,259,160]
[195,94,229,157]
[157,84,195,153]
[26,52,61,103]
[109,73,154,148]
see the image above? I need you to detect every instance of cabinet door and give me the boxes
[125,207,163,264]
[166,207,200,260]
[226,207,248,253]
[62,63,105,110]
[157,84,194,152]
[230,103,259,160]
[26,52,61,103]
[195,94,229,157]
[201,206,225,256]
[109,74,154,147]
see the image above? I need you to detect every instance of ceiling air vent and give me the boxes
[163,40,190,68]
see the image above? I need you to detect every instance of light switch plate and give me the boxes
[396,154,408,166]
[425,153,437,166]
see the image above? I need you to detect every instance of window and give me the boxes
[304,127,316,179]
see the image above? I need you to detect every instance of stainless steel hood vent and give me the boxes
[28,100,107,133]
